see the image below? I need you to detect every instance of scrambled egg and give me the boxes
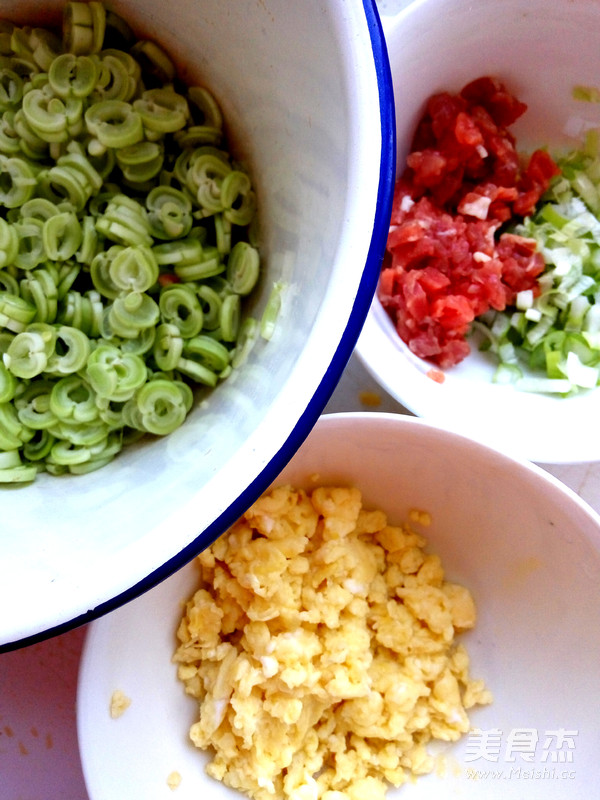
[109,689,131,719]
[167,771,182,790]
[173,485,491,799]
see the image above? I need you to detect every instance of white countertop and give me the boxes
[1,352,599,800]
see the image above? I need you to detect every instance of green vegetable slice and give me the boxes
[475,130,600,394]
[0,1,266,482]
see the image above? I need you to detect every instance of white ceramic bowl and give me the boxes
[0,0,395,650]
[357,0,600,464]
[77,411,600,799]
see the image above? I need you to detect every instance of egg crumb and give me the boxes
[109,689,131,719]
[173,484,491,799]
[358,390,382,407]
[167,771,182,790]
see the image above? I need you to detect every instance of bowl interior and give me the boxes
[0,0,393,648]
[77,413,600,799]
[357,0,600,464]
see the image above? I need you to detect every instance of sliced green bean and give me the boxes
[29,28,62,72]
[0,360,16,401]
[0,400,30,449]
[260,281,284,341]
[46,324,90,374]
[49,52,99,98]
[174,244,223,282]
[0,291,36,332]
[14,379,57,429]
[95,193,152,246]
[0,216,19,265]
[4,322,56,378]
[49,374,98,422]
[66,452,111,473]
[231,316,258,368]
[159,283,203,338]
[175,355,218,387]
[0,2,264,483]
[153,322,183,371]
[2,55,38,86]
[49,416,109,446]
[56,260,81,298]
[48,437,95,465]
[221,170,256,226]
[0,270,19,296]
[93,50,139,102]
[174,86,223,148]
[0,67,23,111]
[84,99,143,148]
[133,87,189,134]
[130,39,175,85]
[189,151,231,214]
[227,241,260,295]
[183,334,230,373]
[9,27,34,61]
[116,140,163,183]
[109,244,159,293]
[146,185,192,240]
[41,150,103,209]
[135,378,188,435]
[108,290,159,337]
[90,245,124,299]
[196,284,223,330]
[20,269,58,322]
[59,145,104,190]
[43,209,82,259]
[220,292,240,342]
[63,1,106,55]
[152,236,202,267]
[13,217,45,269]
[76,212,99,262]
[0,447,36,482]
[13,107,49,159]
[22,428,55,461]
[112,325,155,355]
[20,196,65,220]
[0,331,14,354]
[22,85,83,142]
[0,109,21,155]
[0,153,36,207]
[86,342,146,400]
[214,212,231,255]
[95,394,126,428]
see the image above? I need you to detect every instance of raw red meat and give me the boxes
[379,76,560,368]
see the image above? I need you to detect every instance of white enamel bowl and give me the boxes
[357,0,600,464]
[0,0,395,650]
[77,412,600,799]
